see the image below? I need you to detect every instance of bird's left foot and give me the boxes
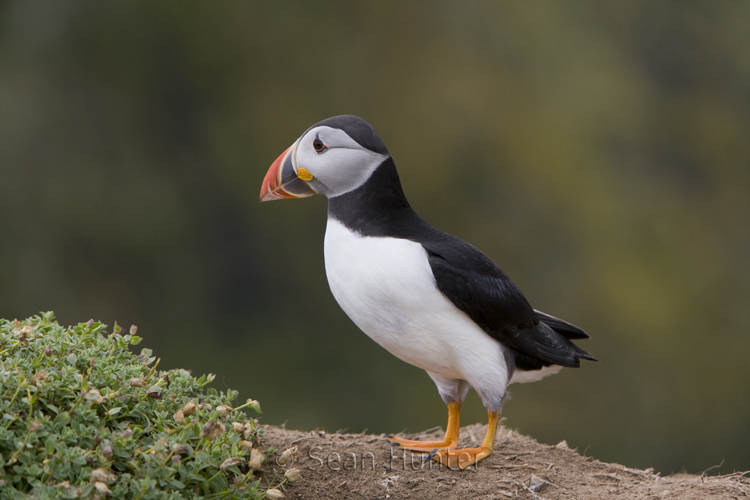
[385,435,457,453]
[386,401,462,453]
[427,445,493,469]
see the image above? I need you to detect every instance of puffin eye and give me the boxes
[313,136,327,153]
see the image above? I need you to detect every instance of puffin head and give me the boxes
[260,115,391,202]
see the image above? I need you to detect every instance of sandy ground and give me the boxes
[260,423,749,500]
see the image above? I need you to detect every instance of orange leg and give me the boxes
[430,410,501,469]
[386,401,461,452]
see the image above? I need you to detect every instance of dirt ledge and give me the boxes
[260,423,748,500]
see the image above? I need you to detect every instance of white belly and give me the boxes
[323,218,509,389]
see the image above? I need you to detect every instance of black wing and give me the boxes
[422,236,595,368]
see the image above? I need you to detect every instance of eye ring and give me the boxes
[313,135,327,153]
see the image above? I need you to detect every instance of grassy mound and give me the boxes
[0,313,285,499]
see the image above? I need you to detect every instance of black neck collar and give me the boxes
[327,157,429,239]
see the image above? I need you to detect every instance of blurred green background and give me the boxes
[2,1,748,475]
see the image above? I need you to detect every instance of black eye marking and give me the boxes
[313,135,328,153]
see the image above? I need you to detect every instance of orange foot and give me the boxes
[386,407,501,470]
[386,401,461,453]
[385,435,457,453]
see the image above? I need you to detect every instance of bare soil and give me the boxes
[260,423,749,499]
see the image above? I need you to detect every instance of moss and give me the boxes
[0,313,280,499]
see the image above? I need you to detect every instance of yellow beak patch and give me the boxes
[297,168,313,181]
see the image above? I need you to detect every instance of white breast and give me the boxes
[323,218,510,391]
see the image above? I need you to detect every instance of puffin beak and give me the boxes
[259,140,315,202]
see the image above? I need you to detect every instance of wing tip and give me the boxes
[535,309,591,340]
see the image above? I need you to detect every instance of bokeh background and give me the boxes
[2,1,748,476]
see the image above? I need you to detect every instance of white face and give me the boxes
[294,126,389,198]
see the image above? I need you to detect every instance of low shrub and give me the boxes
[0,312,282,499]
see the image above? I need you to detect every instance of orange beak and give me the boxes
[259,141,315,202]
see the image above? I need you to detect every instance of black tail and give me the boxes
[535,310,598,363]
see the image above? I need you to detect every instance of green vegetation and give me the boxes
[0,313,281,499]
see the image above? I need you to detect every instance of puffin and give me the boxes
[259,115,595,469]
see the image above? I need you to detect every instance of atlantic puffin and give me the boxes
[259,115,595,469]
